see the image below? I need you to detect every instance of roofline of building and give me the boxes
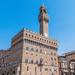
[11,28,57,43]
[65,50,75,56]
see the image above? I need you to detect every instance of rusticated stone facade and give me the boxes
[0,5,59,75]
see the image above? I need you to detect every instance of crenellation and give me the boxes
[0,5,59,75]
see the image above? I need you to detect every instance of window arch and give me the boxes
[2,73,4,75]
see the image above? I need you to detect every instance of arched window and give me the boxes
[27,66,29,71]
[7,72,9,75]
[2,73,4,75]
[13,71,15,74]
[31,60,33,64]
[40,58,43,63]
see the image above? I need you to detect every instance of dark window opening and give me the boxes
[27,66,29,71]
[2,73,4,75]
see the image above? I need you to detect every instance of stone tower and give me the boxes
[38,5,49,37]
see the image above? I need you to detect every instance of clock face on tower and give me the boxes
[44,33,48,37]
[39,5,49,37]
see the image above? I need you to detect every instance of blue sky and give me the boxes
[0,0,75,55]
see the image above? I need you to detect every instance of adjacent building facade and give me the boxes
[58,51,75,75]
[0,5,59,75]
